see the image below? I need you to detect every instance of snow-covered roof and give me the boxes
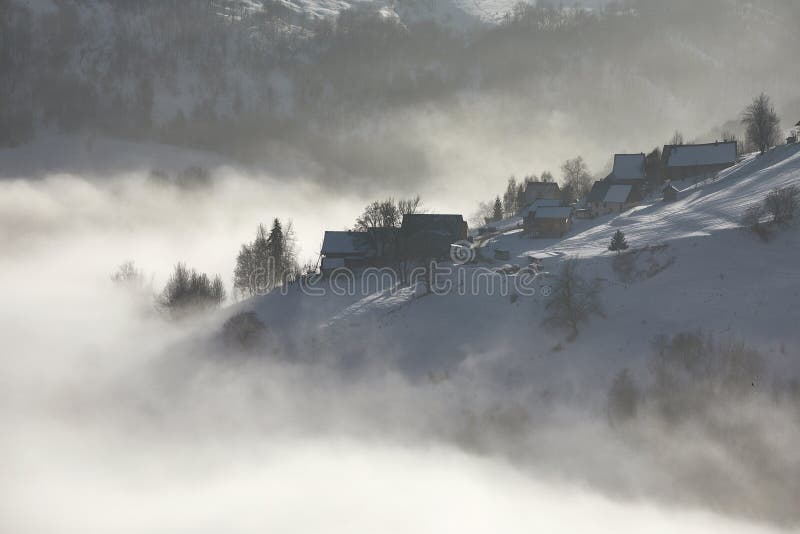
[612,154,646,180]
[524,181,560,194]
[665,142,737,168]
[321,231,368,256]
[534,207,573,219]
[520,199,565,218]
[604,185,633,203]
[587,181,611,203]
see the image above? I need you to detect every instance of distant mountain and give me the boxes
[233,0,612,27]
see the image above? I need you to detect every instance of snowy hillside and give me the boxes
[241,145,800,385]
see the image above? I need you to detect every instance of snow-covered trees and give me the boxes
[159,263,225,316]
[543,258,603,339]
[233,220,298,297]
[609,230,629,254]
[561,157,593,200]
[742,93,781,154]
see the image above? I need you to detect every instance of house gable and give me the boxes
[611,153,646,181]
[604,184,634,204]
[321,231,369,257]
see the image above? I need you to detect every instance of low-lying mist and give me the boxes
[1,165,799,533]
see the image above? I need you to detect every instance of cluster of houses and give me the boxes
[319,214,468,274]
[519,140,742,239]
[318,130,799,269]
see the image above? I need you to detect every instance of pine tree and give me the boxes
[609,230,629,254]
[492,196,503,221]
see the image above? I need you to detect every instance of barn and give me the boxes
[523,181,561,206]
[604,184,640,212]
[662,141,737,182]
[523,206,573,238]
[607,153,647,185]
[400,214,468,260]
[320,231,370,273]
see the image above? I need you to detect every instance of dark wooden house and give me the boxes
[523,207,573,238]
[523,181,561,206]
[607,153,647,186]
[320,231,370,273]
[586,181,610,216]
[320,228,401,273]
[400,214,468,260]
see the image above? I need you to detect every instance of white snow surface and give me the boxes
[245,144,800,393]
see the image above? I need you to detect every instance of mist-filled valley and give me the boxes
[3,0,800,194]
[3,138,800,532]
[2,0,800,532]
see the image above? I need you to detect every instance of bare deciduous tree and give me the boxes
[561,156,593,200]
[355,196,424,231]
[742,93,781,154]
[669,131,685,146]
[355,199,400,230]
[543,258,603,339]
[111,260,145,288]
[398,195,424,216]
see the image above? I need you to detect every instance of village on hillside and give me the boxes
[315,115,800,279]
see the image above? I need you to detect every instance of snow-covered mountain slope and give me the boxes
[241,144,800,391]
[238,0,611,25]
[490,145,800,260]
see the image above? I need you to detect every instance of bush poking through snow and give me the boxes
[222,311,267,352]
[542,258,603,340]
[158,263,225,317]
[742,203,769,240]
[742,185,798,239]
[649,332,764,422]
[607,368,640,425]
[764,185,799,225]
